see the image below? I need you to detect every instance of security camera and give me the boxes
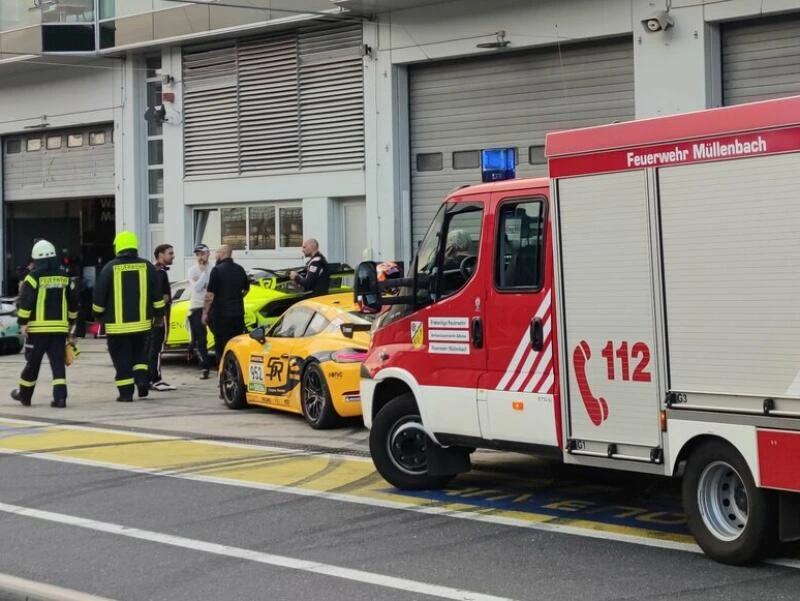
[641,10,674,32]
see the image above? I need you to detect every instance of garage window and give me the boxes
[5,139,21,154]
[199,203,304,252]
[416,153,443,172]
[453,150,480,170]
[90,131,106,145]
[46,135,62,150]
[67,134,83,148]
[528,145,545,165]
[26,138,41,152]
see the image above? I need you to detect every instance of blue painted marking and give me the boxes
[387,486,689,535]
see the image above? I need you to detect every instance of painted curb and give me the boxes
[0,574,115,601]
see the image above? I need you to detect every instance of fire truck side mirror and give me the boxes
[355,261,382,313]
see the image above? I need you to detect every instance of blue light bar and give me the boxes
[481,148,516,183]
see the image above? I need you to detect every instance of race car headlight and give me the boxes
[331,349,368,363]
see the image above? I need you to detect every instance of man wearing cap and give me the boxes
[188,243,212,379]
[92,231,165,402]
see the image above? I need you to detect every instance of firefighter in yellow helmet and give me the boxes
[92,231,165,402]
[11,239,79,408]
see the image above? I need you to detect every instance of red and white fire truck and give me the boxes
[353,95,800,565]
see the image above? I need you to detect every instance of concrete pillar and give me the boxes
[633,0,721,118]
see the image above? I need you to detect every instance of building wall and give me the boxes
[366,0,800,266]
[4,0,800,289]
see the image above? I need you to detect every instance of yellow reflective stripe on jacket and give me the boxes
[92,304,105,314]
[105,320,151,334]
[24,274,37,289]
[17,308,31,319]
[68,311,78,320]
[139,268,147,323]
[27,322,69,333]
[113,267,123,326]
[153,299,166,309]
[35,281,46,323]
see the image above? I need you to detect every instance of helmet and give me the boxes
[114,231,139,255]
[376,261,402,296]
[31,239,56,260]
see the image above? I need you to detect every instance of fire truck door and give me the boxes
[478,194,558,447]
[411,200,488,439]
[556,171,664,460]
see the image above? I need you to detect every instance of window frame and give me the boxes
[67,134,84,148]
[89,131,106,146]
[26,137,42,152]
[46,135,63,150]
[5,139,21,154]
[435,201,485,300]
[493,195,548,294]
[217,202,304,252]
[268,306,315,338]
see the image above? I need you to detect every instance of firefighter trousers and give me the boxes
[18,334,67,403]
[106,332,149,400]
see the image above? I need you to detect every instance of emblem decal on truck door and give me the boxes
[572,340,610,426]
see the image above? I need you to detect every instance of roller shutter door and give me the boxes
[721,15,800,106]
[3,124,114,201]
[408,37,634,242]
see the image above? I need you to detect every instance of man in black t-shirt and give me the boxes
[148,243,176,392]
[202,244,250,362]
[289,238,330,296]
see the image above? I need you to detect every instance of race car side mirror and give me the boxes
[340,323,372,339]
[249,327,266,344]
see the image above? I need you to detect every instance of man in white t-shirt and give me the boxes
[188,244,212,379]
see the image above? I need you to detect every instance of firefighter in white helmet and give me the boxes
[11,239,79,408]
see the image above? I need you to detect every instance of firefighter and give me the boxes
[92,231,165,402]
[11,239,79,408]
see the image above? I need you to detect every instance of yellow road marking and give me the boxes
[0,419,694,545]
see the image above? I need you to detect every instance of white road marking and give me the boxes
[0,501,517,601]
[3,419,800,569]
[0,446,701,554]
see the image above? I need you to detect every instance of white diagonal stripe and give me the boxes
[0,501,519,601]
[522,344,553,393]
[496,292,552,390]
[510,315,551,392]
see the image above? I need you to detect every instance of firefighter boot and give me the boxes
[10,388,31,407]
[51,398,66,408]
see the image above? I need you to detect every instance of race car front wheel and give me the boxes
[301,363,339,429]
[221,352,247,410]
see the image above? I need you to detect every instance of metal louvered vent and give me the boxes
[182,22,364,177]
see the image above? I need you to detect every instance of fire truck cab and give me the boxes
[355,96,800,565]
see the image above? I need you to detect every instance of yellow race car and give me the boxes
[218,292,373,429]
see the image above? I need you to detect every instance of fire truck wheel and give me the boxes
[370,393,454,490]
[301,363,339,429]
[221,352,247,410]
[682,439,777,565]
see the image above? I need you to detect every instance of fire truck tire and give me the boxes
[221,352,247,410]
[370,393,454,490]
[682,439,777,565]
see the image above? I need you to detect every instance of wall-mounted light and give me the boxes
[476,30,510,49]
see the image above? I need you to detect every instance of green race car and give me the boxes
[164,264,354,355]
[0,298,25,355]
